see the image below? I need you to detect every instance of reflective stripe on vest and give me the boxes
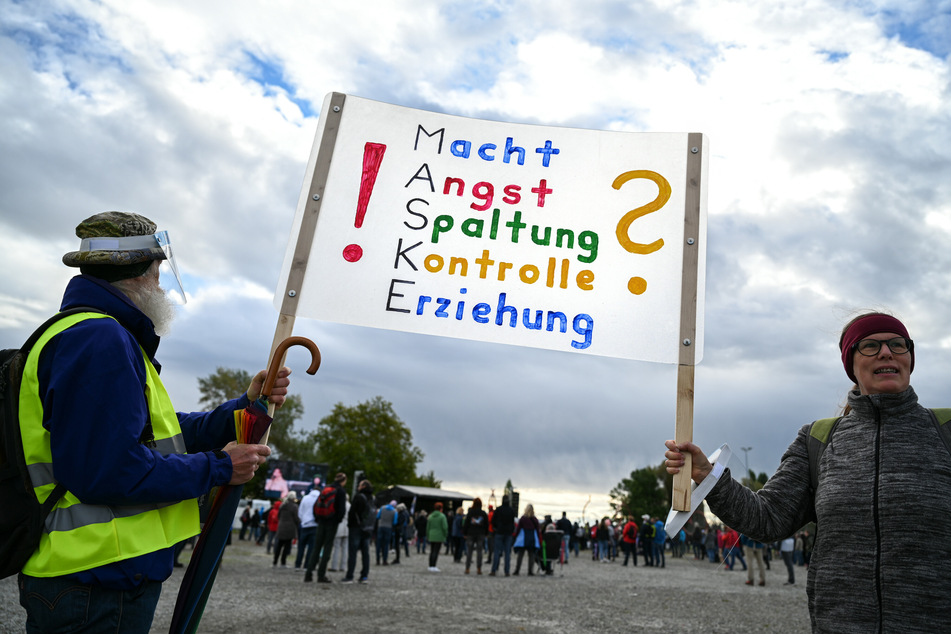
[19,312,200,577]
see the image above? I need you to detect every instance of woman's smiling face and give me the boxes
[852,332,912,395]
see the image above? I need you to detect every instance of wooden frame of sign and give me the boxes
[262,92,348,432]
[672,133,704,512]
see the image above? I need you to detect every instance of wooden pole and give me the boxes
[262,92,347,442]
[672,133,704,512]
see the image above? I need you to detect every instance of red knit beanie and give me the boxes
[839,314,913,384]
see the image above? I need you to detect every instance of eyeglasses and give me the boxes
[852,337,913,357]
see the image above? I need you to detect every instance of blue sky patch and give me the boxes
[820,49,849,62]
[880,8,951,58]
[242,51,316,118]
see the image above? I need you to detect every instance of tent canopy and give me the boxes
[374,485,474,512]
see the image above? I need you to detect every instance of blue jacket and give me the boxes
[35,275,245,589]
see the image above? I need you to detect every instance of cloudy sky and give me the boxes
[3,0,951,522]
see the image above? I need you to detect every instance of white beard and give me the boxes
[114,275,177,336]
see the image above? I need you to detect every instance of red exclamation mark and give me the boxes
[343,142,387,262]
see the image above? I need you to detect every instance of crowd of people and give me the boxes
[233,486,825,595]
[234,487,718,584]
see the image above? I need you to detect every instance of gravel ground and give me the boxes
[1,537,811,633]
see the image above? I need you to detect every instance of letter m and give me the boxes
[415,125,445,154]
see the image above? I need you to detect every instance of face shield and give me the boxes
[78,230,187,303]
[153,231,186,303]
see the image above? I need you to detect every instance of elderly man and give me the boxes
[17,211,289,633]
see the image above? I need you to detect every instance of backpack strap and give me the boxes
[928,409,951,457]
[807,417,842,496]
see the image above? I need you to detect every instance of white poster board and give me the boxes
[275,93,707,363]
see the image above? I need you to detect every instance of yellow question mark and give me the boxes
[612,169,671,295]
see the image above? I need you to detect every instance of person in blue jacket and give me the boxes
[652,517,666,568]
[17,211,291,634]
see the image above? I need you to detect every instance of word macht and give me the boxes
[387,281,594,350]
[414,125,561,168]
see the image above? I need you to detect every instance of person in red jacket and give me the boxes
[720,526,747,571]
[621,516,639,566]
[266,500,282,554]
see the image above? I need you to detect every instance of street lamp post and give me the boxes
[741,446,753,480]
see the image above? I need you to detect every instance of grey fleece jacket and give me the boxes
[706,386,951,633]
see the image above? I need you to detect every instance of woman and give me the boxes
[426,502,448,572]
[665,312,951,633]
[462,498,489,575]
[272,495,299,568]
[512,504,541,576]
[596,517,610,562]
[451,508,465,562]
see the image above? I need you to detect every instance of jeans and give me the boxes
[623,542,638,565]
[723,546,735,569]
[273,538,293,566]
[306,522,337,579]
[377,527,393,563]
[781,550,796,583]
[345,530,371,580]
[653,542,665,567]
[641,541,654,566]
[19,574,162,634]
[598,539,609,560]
[465,534,484,570]
[732,546,747,570]
[492,534,514,574]
[452,535,465,561]
[295,525,317,569]
[417,534,428,553]
[515,547,536,574]
[561,535,570,561]
[265,529,277,553]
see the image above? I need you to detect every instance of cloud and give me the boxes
[3,0,951,516]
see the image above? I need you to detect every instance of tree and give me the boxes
[198,366,252,408]
[412,470,442,488]
[741,470,768,492]
[609,463,670,520]
[312,396,425,490]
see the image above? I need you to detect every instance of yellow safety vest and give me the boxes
[19,312,200,577]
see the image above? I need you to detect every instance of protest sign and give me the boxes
[275,93,708,364]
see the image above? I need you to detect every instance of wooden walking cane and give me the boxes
[672,133,704,512]
[262,93,348,442]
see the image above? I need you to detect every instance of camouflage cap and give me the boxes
[62,211,167,268]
